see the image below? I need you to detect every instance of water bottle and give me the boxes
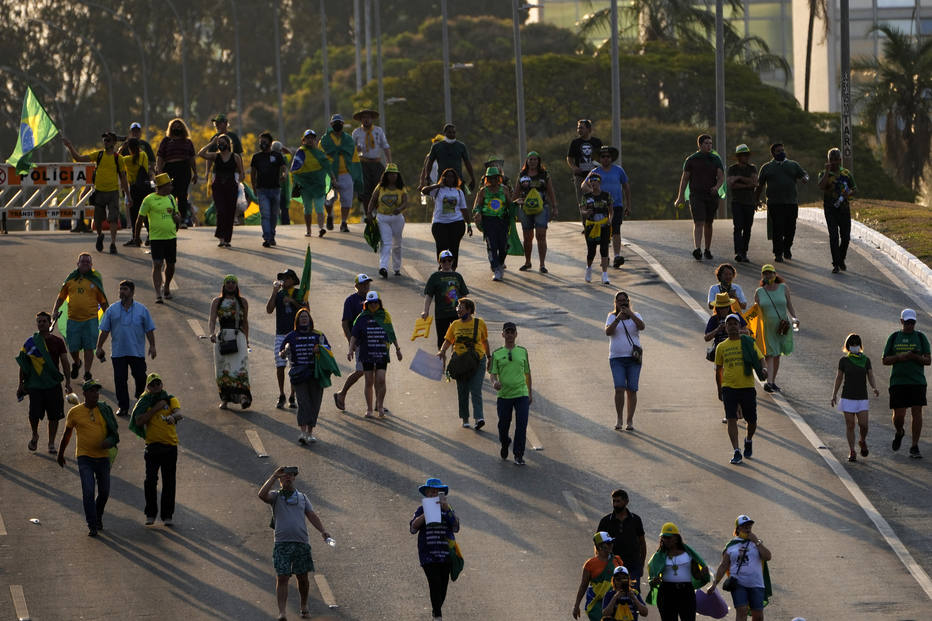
[792,318,799,332]
[325,537,336,547]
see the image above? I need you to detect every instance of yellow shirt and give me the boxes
[375,187,405,215]
[58,276,107,321]
[331,134,349,175]
[122,151,149,184]
[715,337,763,389]
[88,150,126,192]
[65,404,109,458]
[144,396,181,446]
[444,318,488,357]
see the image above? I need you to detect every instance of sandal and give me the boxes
[614,425,624,431]
[333,392,346,411]
[539,266,549,273]
[518,263,532,271]
[364,412,376,419]
[625,424,635,431]
[28,437,38,451]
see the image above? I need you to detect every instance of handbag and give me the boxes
[446,319,481,380]
[721,542,750,592]
[621,317,643,365]
[288,363,314,385]
[762,287,791,336]
[218,338,238,355]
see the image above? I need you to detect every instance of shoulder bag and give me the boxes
[621,317,643,365]
[446,319,480,380]
[721,542,750,592]
[762,287,791,336]
[218,300,241,355]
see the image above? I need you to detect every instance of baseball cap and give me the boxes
[613,565,629,576]
[735,143,751,154]
[303,129,317,138]
[593,531,614,545]
[355,273,373,285]
[725,313,742,322]
[129,122,142,130]
[365,291,380,303]
[660,522,680,537]
[761,263,776,274]
[212,113,228,122]
[146,373,162,386]
[438,250,454,261]
[277,268,299,284]
[330,113,344,123]
[736,514,755,528]
[901,308,917,322]
[82,378,102,391]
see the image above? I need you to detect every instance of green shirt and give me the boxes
[490,345,530,399]
[758,159,807,204]
[139,193,178,241]
[883,330,930,386]
[423,271,469,320]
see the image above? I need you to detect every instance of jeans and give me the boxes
[377,213,405,271]
[497,396,530,458]
[431,220,466,269]
[257,187,280,242]
[767,203,798,257]
[823,199,851,267]
[731,202,755,255]
[456,356,485,422]
[144,442,177,519]
[112,356,147,412]
[481,215,508,270]
[77,456,111,529]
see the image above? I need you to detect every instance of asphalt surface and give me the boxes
[0,216,929,620]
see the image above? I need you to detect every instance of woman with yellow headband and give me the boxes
[753,264,798,393]
[208,275,251,409]
[579,174,613,285]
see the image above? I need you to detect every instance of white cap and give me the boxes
[438,250,454,260]
[129,122,142,130]
[901,308,917,322]
[736,514,754,527]
[354,273,373,285]
[725,313,742,322]
[365,291,380,303]
[271,141,283,152]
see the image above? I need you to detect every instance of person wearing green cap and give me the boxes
[514,152,558,273]
[366,163,408,278]
[472,167,513,281]
[727,144,758,263]
[130,373,182,525]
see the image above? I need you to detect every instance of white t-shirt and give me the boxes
[351,125,390,160]
[707,283,747,308]
[725,540,765,588]
[607,312,643,359]
[662,552,692,583]
[430,186,467,224]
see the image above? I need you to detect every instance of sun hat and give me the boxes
[154,173,172,187]
[385,163,399,174]
[599,145,620,162]
[713,292,736,308]
[418,477,449,495]
[484,166,501,177]
[353,108,379,121]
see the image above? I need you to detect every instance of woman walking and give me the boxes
[472,167,513,281]
[279,308,331,445]
[409,477,460,621]
[348,292,402,418]
[514,151,558,273]
[606,291,645,431]
[437,298,490,430]
[646,522,710,621]
[831,333,880,461]
[572,532,624,620]
[423,168,471,270]
[208,275,251,409]
[122,138,151,247]
[198,134,245,247]
[706,263,748,312]
[707,515,773,621]
[367,163,408,278]
[753,264,798,393]
[580,174,613,285]
[155,118,198,227]
[422,250,470,350]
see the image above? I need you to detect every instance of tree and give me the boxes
[803,0,829,111]
[853,25,932,192]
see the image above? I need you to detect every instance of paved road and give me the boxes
[0,217,928,620]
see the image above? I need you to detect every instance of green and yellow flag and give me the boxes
[7,87,59,175]
[295,245,312,304]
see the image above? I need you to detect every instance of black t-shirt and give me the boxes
[429,140,470,179]
[207,131,243,155]
[727,163,757,205]
[250,151,286,189]
[582,191,612,219]
[838,355,872,400]
[274,289,299,335]
[567,137,603,177]
[597,510,646,568]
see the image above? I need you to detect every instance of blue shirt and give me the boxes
[341,292,365,324]
[99,300,155,358]
[280,330,329,366]
[592,164,629,207]
[409,505,459,566]
[351,313,390,364]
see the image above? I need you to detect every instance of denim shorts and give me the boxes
[610,357,640,391]
[731,584,765,611]
[517,203,550,231]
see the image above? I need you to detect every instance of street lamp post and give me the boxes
[512,0,527,162]
[840,0,852,169]
[714,0,727,214]
[441,0,452,123]
[273,4,285,139]
[354,0,363,92]
[365,0,373,83]
[610,0,621,157]
[320,0,331,121]
[375,0,385,123]
[161,0,189,121]
[231,0,243,133]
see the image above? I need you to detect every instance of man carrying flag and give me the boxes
[267,268,302,410]
[52,253,109,383]
[6,86,59,175]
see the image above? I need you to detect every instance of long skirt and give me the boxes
[214,328,252,406]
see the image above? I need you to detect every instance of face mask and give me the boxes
[332,122,344,132]
[774,152,787,161]
[260,141,270,150]
[739,531,751,540]
[764,276,775,284]
[219,143,229,152]
[848,345,861,354]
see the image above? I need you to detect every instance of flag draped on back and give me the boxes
[295,246,312,304]
[7,87,59,175]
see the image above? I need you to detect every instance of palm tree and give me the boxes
[803,0,829,111]
[853,25,932,192]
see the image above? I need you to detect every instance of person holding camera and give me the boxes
[606,291,645,431]
[437,298,491,430]
[601,566,648,620]
[707,515,773,621]
[258,466,331,621]
[410,477,460,621]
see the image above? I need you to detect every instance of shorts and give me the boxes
[274,334,287,368]
[610,207,624,234]
[838,398,869,413]
[273,541,314,576]
[889,384,927,409]
[149,238,177,264]
[362,360,388,371]
[66,318,99,352]
[722,387,757,423]
[517,204,550,231]
[609,357,640,391]
[731,584,765,611]
[28,386,65,423]
[93,190,120,223]
[303,196,326,216]
[326,173,354,209]
[689,193,718,223]
[355,358,363,372]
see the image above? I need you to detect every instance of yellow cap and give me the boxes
[660,522,680,536]
[761,264,776,273]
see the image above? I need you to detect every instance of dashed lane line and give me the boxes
[186,318,205,338]
[526,423,543,451]
[0,510,6,536]
[314,574,339,608]
[562,490,588,523]
[10,585,30,621]
[245,429,269,458]
[624,237,932,602]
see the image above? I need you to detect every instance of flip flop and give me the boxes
[333,393,346,411]
[28,437,38,451]
[614,425,624,431]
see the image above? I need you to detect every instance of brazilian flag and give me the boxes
[6,87,59,175]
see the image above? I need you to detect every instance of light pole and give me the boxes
[610,0,621,157]
[512,0,527,162]
[714,0,727,212]
[365,0,373,83]
[354,0,363,92]
[441,0,452,123]
[231,0,243,133]
[840,0,852,169]
[320,0,331,121]
[375,0,385,122]
[161,0,189,121]
[273,4,285,139]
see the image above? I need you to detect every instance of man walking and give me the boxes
[333,274,372,411]
[727,144,758,263]
[53,253,109,382]
[96,280,156,418]
[420,123,476,192]
[597,489,647,589]
[130,372,182,526]
[63,132,131,255]
[674,134,724,261]
[883,308,930,458]
[58,378,120,537]
[818,147,857,273]
[16,311,72,453]
[267,268,301,410]
[566,118,603,204]
[715,314,766,464]
[581,146,630,268]
[258,466,332,621]
[251,131,287,248]
[352,108,392,210]
[754,143,808,262]
[136,173,181,303]
[119,122,156,178]
[321,114,364,232]
[490,322,532,465]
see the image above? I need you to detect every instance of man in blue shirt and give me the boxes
[582,146,631,269]
[333,274,372,411]
[95,280,156,417]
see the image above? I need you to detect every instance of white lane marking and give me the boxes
[526,423,543,451]
[187,318,205,338]
[562,491,588,523]
[314,574,339,608]
[0,511,6,536]
[245,429,269,458]
[624,237,932,601]
[10,585,30,620]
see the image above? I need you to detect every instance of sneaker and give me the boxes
[262,240,271,248]
[585,266,592,282]
[145,516,155,525]
[319,228,326,237]
[307,436,318,443]
[96,233,104,252]
[276,395,286,409]
[613,255,625,268]
[770,383,781,392]
[123,238,140,247]
[703,249,713,260]
[601,272,610,285]
[298,434,308,445]
[109,242,117,255]
[492,270,502,282]
[784,250,792,260]
[692,248,702,260]
[892,430,904,451]
[909,446,922,459]
[539,266,548,274]
[162,518,173,526]
[289,395,297,409]
[270,239,277,246]
[774,255,784,263]
[71,358,82,379]
[84,371,92,381]
[839,261,847,271]
[474,419,485,431]
[832,265,840,274]
[116,409,129,418]
[88,528,98,537]
[500,438,511,460]
[144,237,151,246]
[340,222,349,232]
[763,383,774,393]
[461,422,471,428]
[326,214,334,230]
[514,456,526,466]
[730,450,743,465]
[848,452,857,462]
[394,270,401,276]
[743,439,753,458]
[379,268,388,279]
[859,440,869,457]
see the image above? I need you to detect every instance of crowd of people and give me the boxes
[14,114,930,620]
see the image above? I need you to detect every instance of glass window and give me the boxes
[877,0,914,7]
[748,19,787,55]
[745,2,784,19]
[921,19,932,36]
[877,19,917,35]
[851,38,877,59]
